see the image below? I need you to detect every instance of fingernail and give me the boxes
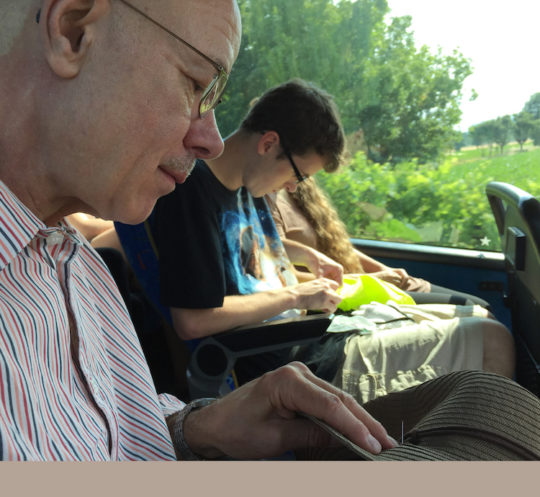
[368,434,382,453]
[388,436,399,447]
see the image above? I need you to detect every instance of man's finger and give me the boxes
[265,363,396,453]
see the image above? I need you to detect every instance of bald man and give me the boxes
[0,0,396,460]
[1,1,534,463]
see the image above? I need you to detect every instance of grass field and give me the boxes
[450,141,540,196]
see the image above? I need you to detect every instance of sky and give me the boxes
[385,0,540,131]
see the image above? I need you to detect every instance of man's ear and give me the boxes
[40,0,110,78]
[257,131,280,156]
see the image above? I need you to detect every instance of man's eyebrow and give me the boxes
[177,53,227,86]
[175,42,229,75]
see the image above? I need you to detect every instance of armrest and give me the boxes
[187,312,333,399]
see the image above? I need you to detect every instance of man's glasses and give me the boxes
[117,0,228,117]
[283,148,309,184]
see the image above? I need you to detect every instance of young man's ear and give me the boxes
[257,131,280,156]
[40,0,109,78]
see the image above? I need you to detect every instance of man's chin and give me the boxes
[114,203,156,226]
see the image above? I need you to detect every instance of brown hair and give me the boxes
[240,79,345,172]
[289,177,364,273]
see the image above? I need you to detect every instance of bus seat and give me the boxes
[486,181,540,396]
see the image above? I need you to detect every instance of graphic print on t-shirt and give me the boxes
[221,190,297,295]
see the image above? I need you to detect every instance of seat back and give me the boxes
[114,221,172,324]
[486,181,540,395]
[115,221,244,398]
[114,221,196,398]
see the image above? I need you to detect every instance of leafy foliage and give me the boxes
[317,145,540,251]
[513,112,535,151]
[358,17,471,164]
[492,116,514,154]
[531,121,540,146]
[216,0,470,163]
[524,93,540,120]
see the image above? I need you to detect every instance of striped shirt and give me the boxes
[0,181,184,460]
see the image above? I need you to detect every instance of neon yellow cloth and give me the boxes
[337,274,415,311]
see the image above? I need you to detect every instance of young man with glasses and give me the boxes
[117,79,348,383]
[116,78,514,389]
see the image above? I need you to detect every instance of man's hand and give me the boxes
[181,362,397,460]
[307,250,344,286]
[290,277,342,312]
[282,239,344,285]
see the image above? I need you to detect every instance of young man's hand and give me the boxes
[179,362,397,460]
[290,278,342,312]
[307,250,344,286]
[282,239,344,285]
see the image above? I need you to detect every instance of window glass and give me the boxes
[316,147,540,251]
[217,0,540,251]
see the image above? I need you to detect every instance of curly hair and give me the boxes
[240,79,345,172]
[289,177,364,273]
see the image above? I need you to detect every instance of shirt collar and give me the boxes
[0,180,57,271]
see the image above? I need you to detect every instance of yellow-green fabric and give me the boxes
[337,275,415,311]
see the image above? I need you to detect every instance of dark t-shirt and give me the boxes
[149,160,298,312]
[146,160,301,383]
[117,161,345,385]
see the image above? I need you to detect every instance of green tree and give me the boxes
[454,132,469,151]
[356,16,472,163]
[513,111,534,151]
[530,120,540,146]
[469,124,488,148]
[523,93,540,119]
[468,120,499,155]
[216,0,388,136]
[492,115,513,154]
[330,0,389,131]
[474,120,498,154]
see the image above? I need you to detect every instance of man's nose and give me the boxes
[183,110,225,160]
